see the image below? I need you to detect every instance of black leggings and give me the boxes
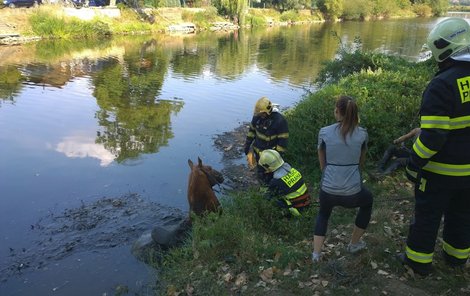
[314,187,373,236]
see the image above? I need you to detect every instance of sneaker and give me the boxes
[347,240,367,254]
[396,253,433,276]
[311,252,321,263]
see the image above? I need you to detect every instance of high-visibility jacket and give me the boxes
[268,167,311,216]
[410,60,470,188]
[244,112,289,156]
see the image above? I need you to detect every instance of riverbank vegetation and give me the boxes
[285,38,436,183]
[0,0,456,40]
[153,41,470,295]
[450,0,470,11]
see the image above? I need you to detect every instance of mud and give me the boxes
[213,123,260,189]
[0,194,186,283]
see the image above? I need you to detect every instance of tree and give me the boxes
[317,0,344,20]
[429,0,449,15]
[212,0,248,23]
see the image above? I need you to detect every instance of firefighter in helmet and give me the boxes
[258,149,310,217]
[244,97,289,183]
[400,17,470,276]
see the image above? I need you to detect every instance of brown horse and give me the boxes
[187,157,224,219]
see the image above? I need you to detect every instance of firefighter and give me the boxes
[258,149,310,217]
[244,97,289,183]
[400,17,470,276]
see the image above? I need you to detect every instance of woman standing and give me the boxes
[312,96,373,262]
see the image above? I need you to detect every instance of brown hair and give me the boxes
[336,95,359,142]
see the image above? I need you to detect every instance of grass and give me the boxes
[29,10,112,39]
[0,6,36,35]
[155,172,469,295]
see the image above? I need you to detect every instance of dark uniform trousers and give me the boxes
[405,61,470,268]
[407,183,470,267]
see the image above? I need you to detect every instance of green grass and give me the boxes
[156,173,469,295]
[181,7,224,30]
[29,11,111,39]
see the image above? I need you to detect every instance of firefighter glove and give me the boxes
[244,142,251,155]
[246,151,256,170]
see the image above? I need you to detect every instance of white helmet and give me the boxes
[427,17,470,62]
[259,149,284,172]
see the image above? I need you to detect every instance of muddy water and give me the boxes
[0,18,443,295]
[1,195,182,295]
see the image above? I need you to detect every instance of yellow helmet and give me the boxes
[259,149,284,172]
[427,17,470,62]
[254,97,273,115]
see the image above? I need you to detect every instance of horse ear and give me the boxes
[188,159,193,169]
[198,157,203,167]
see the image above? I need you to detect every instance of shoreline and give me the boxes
[0,5,443,46]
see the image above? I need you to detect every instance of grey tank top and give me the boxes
[318,122,368,195]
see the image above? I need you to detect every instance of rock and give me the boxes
[151,217,190,249]
[131,216,191,263]
[131,231,160,263]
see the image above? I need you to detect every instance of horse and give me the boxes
[187,157,224,219]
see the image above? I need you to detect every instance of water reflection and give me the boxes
[92,41,184,163]
[56,134,116,166]
[0,65,23,100]
[1,19,438,164]
[94,97,184,163]
[0,20,436,162]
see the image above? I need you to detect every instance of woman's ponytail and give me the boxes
[336,96,359,142]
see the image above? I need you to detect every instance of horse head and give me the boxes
[187,157,224,218]
[188,157,224,187]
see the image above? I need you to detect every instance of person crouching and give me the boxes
[258,149,311,217]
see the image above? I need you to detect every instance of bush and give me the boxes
[314,35,414,88]
[280,10,299,22]
[342,0,372,20]
[284,47,436,184]
[182,7,221,29]
[412,3,433,17]
[246,14,268,27]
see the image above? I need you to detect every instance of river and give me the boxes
[0,16,465,296]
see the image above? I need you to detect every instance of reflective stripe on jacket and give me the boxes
[245,112,289,154]
[411,61,470,187]
[269,167,311,212]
